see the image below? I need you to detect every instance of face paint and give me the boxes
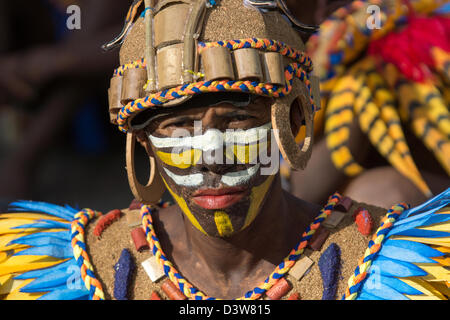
[162,167,204,187]
[149,122,278,237]
[221,163,260,186]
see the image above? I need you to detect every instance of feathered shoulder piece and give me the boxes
[0,189,449,300]
[0,202,104,300]
[344,188,450,300]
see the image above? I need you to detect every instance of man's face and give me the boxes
[144,95,279,237]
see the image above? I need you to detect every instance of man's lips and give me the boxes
[192,186,247,209]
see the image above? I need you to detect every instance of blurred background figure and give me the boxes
[0,0,144,211]
[286,0,450,208]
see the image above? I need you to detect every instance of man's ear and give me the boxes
[285,0,353,41]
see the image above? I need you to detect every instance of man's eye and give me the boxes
[230,114,254,122]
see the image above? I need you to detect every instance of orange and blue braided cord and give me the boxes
[141,193,342,300]
[114,38,317,133]
[71,208,106,300]
[342,203,408,300]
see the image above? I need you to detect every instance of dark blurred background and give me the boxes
[0,0,153,212]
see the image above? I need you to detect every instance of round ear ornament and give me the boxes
[271,78,314,170]
[126,132,166,204]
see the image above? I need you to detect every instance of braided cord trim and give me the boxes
[141,193,342,300]
[197,38,313,73]
[113,38,316,133]
[113,58,146,77]
[342,203,408,300]
[71,209,106,300]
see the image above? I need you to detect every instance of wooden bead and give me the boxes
[265,278,292,300]
[334,196,353,212]
[233,48,263,81]
[108,76,123,124]
[131,227,149,252]
[202,46,234,81]
[156,43,184,90]
[308,226,330,251]
[121,68,147,105]
[323,210,346,229]
[261,52,285,86]
[161,279,186,300]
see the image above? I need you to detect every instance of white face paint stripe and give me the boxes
[149,122,271,151]
[221,164,260,187]
[163,164,260,188]
[163,167,204,187]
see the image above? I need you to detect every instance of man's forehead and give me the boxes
[130,92,270,130]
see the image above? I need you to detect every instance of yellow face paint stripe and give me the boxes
[225,141,268,164]
[162,178,207,235]
[157,141,269,168]
[243,174,275,230]
[156,149,202,169]
[214,211,234,237]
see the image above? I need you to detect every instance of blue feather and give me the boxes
[388,228,449,238]
[8,201,77,221]
[370,256,427,278]
[11,219,71,230]
[383,239,444,257]
[399,188,450,219]
[21,270,74,292]
[38,287,90,300]
[8,231,70,244]
[391,206,448,229]
[378,275,423,296]
[14,259,77,280]
[360,280,409,300]
[9,236,70,248]
[356,291,383,300]
[13,245,73,259]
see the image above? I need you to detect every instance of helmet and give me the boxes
[105,0,321,203]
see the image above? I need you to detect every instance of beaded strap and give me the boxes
[342,203,408,300]
[141,193,342,300]
[71,209,106,300]
[113,38,317,133]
